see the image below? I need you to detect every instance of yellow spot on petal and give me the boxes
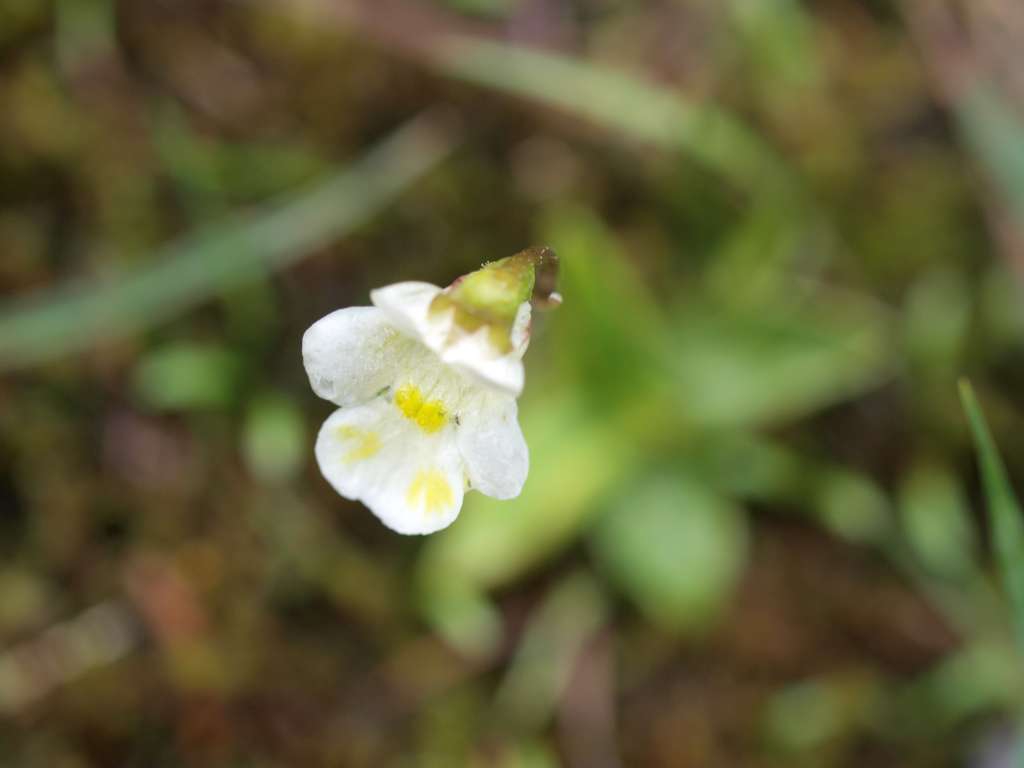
[407,470,454,517]
[394,383,422,416]
[394,384,448,433]
[337,426,381,463]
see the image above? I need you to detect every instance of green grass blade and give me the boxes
[434,38,791,197]
[958,379,1024,650]
[957,85,1024,226]
[0,111,456,371]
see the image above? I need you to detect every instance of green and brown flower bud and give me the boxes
[430,246,559,353]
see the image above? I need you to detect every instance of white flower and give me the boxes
[302,279,533,535]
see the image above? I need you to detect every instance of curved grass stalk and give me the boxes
[0,111,457,370]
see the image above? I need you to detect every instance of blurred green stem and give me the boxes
[959,380,1024,653]
[0,110,458,370]
[434,37,793,197]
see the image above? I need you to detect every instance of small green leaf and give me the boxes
[898,464,977,579]
[815,469,891,546]
[590,476,748,632]
[959,379,1024,651]
[242,393,307,484]
[891,643,1022,735]
[133,342,241,411]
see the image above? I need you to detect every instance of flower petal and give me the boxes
[315,399,466,535]
[440,301,531,395]
[302,307,408,406]
[439,331,525,396]
[370,281,450,349]
[456,393,528,500]
[372,282,531,396]
[510,301,532,358]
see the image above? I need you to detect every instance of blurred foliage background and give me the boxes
[2,0,1024,765]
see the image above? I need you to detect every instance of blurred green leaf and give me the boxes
[903,267,971,372]
[980,264,1024,349]
[543,205,893,428]
[442,0,512,19]
[155,106,328,217]
[542,206,671,406]
[763,679,843,753]
[242,393,307,484]
[591,475,748,632]
[958,85,1024,223]
[899,464,978,580]
[55,0,114,72]
[890,642,1022,736]
[493,571,606,731]
[815,469,892,546]
[418,585,504,660]
[133,341,241,411]
[960,380,1024,651]
[674,297,893,428]
[728,0,821,92]
[701,204,815,306]
[417,393,650,653]
[761,675,877,754]
[0,112,456,370]
[436,38,792,196]
[684,431,806,503]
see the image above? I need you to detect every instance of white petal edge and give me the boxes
[370,282,450,350]
[315,401,466,535]
[302,307,408,407]
[510,301,532,358]
[372,283,531,396]
[443,301,531,395]
[456,393,529,500]
[440,331,525,396]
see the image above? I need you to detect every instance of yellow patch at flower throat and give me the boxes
[407,470,454,516]
[394,384,448,433]
[336,426,381,462]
